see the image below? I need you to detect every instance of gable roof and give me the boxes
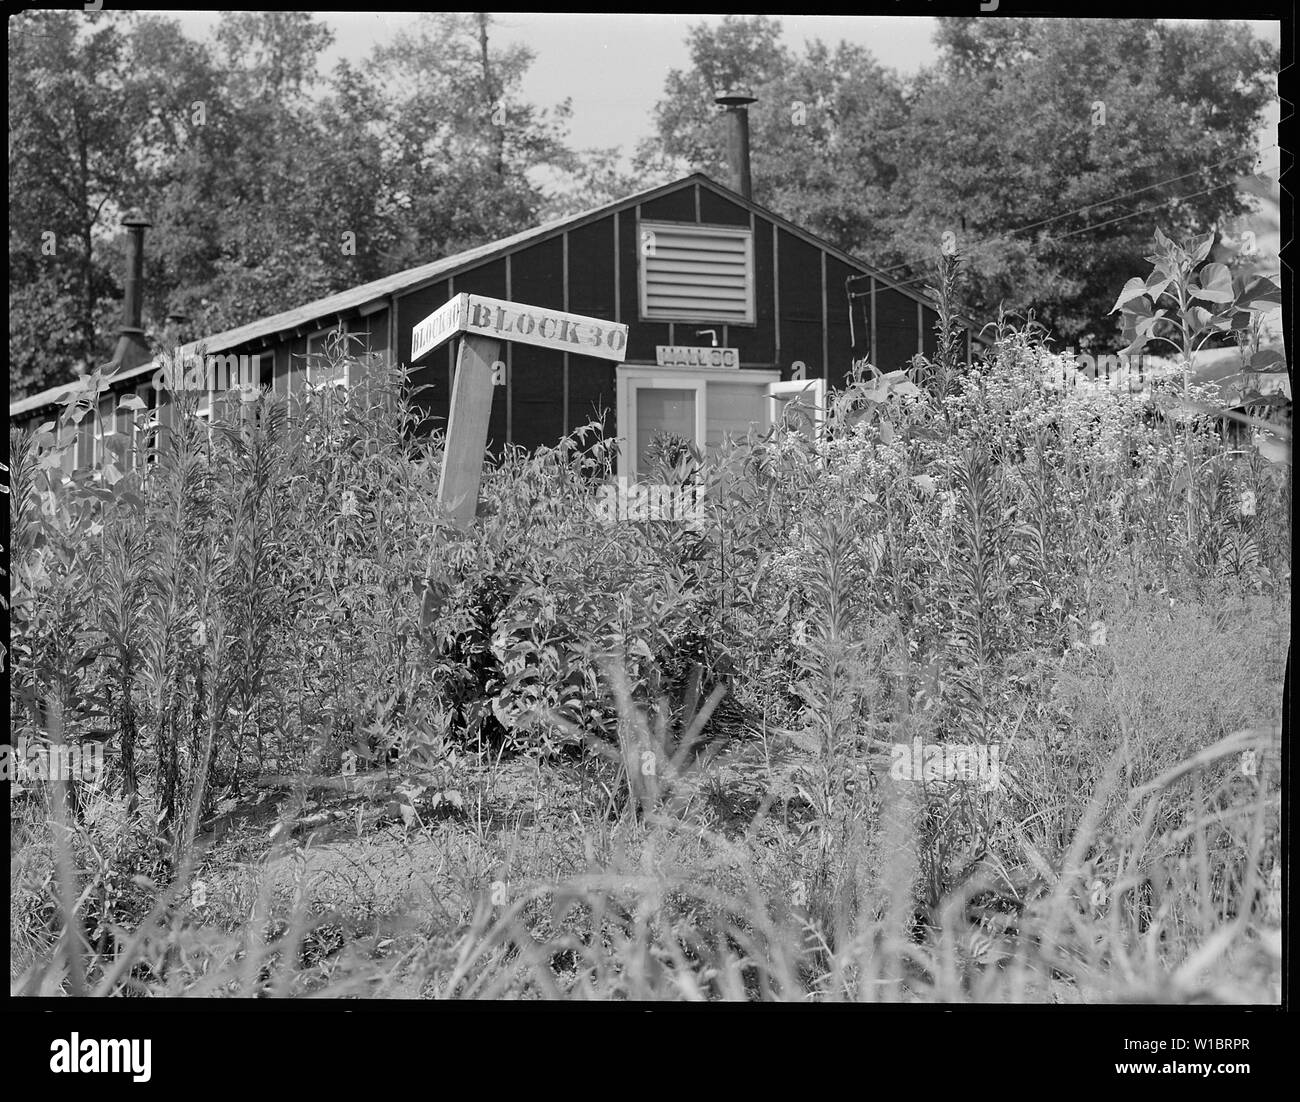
[11,173,968,418]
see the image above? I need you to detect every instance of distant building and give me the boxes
[12,173,977,479]
[11,98,978,480]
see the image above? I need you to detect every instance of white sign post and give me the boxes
[411,293,628,523]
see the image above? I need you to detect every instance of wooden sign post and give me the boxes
[411,293,629,522]
[439,333,501,521]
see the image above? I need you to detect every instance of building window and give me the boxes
[64,392,149,472]
[302,319,391,393]
[628,378,705,476]
[616,367,824,481]
[638,221,755,325]
[91,394,141,469]
[122,388,151,469]
[166,353,268,432]
[90,396,111,468]
[768,378,827,437]
[305,327,348,388]
[74,417,95,470]
[346,315,393,401]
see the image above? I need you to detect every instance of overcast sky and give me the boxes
[169,13,1281,171]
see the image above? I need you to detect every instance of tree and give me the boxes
[8,10,369,394]
[367,12,579,267]
[633,15,789,184]
[897,18,1276,347]
[9,11,610,399]
[635,18,912,271]
[9,10,152,395]
[638,17,1278,349]
[132,12,367,338]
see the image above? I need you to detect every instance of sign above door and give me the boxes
[655,346,739,369]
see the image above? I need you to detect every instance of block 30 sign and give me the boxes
[412,293,628,364]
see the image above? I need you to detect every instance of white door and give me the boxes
[621,375,706,481]
[617,367,819,481]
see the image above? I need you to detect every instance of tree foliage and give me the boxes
[639,16,1277,349]
[8,13,1278,399]
[9,12,149,394]
[8,12,601,399]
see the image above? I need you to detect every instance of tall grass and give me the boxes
[9,306,1286,1000]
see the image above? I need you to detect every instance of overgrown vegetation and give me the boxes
[9,246,1287,1001]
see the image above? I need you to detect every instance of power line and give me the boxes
[885,164,1279,295]
[862,144,1279,288]
[985,147,1276,245]
[1046,174,1273,243]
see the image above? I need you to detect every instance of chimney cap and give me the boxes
[121,209,152,229]
[715,90,757,108]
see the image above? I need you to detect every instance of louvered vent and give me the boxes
[640,222,754,324]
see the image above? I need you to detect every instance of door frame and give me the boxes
[615,364,781,481]
[767,376,827,433]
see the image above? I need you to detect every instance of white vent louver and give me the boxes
[640,222,754,324]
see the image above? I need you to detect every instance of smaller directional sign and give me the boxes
[410,295,467,364]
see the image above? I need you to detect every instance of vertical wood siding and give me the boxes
[506,235,565,450]
[874,285,919,374]
[20,181,960,455]
[776,229,824,380]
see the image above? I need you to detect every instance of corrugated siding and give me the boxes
[641,223,754,324]
[509,235,565,450]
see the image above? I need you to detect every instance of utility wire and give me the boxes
[884,163,1279,295]
[856,144,1279,289]
[1046,174,1275,243]
[970,147,1276,250]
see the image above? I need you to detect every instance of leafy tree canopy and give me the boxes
[638,16,1277,350]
